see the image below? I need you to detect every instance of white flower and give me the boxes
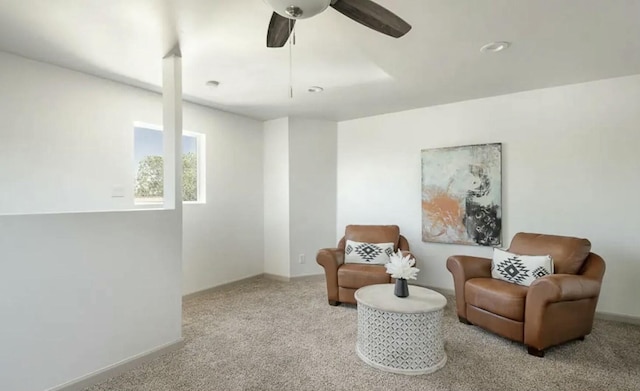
[385,250,419,280]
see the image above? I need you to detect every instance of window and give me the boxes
[133,123,205,204]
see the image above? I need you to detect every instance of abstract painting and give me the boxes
[421,143,502,246]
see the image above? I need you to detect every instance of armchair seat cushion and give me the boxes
[338,264,389,289]
[465,278,528,322]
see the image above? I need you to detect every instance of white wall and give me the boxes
[0,51,264,389]
[337,74,640,318]
[0,211,182,391]
[0,51,155,214]
[181,104,264,295]
[263,118,291,277]
[289,118,337,277]
[0,50,265,297]
[0,51,183,391]
[262,118,338,278]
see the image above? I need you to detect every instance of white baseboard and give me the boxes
[595,311,640,325]
[262,273,290,282]
[48,338,184,391]
[263,273,324,282]
[420,285,454,297]
[184,273,324,298]
[291,274,325,282]
[182,274,264,300]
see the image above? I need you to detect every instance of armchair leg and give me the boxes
[527,346,545,357]
[458,316,471,325]
[328,300,340,306]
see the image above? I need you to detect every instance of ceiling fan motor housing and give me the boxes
[264,0,331,19]
[266,0,412,48]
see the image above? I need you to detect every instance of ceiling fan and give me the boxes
[264,0,412,48]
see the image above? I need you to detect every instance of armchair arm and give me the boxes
[316,248,345,303]
[398,235,410,252]
[401,250,415,261]
[317,248,344,269]
[525,274,602,350]
[446,255,492,318]
[527,274,601,305]
[581,253,606,281]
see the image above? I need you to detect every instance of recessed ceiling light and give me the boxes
[480,41,511,53]
[205,80,220,88]
[308,86,324,93]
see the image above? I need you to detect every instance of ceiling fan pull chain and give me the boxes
[289,19,294,99]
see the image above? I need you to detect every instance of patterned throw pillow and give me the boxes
[344,240,395,265]
[491,248,554,286]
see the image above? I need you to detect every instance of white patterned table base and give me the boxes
[356,304,446,375]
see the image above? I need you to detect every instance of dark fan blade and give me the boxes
[330,0,411,38]
[267,12,296,48]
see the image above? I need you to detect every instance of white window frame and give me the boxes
[133,121,206,205]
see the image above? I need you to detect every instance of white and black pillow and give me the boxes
[344,240,395,265]
[491,248,554,287]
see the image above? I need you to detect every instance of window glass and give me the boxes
[134,126,203,203]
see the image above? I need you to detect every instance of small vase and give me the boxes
[394,278,409,298]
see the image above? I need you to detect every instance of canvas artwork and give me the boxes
[421,143,502,246]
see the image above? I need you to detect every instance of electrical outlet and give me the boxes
[111,185,125,198]
[298,254,305,264]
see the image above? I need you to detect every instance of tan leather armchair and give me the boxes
[447,232,605,357]
[316,225,411,306]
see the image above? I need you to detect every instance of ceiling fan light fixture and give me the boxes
[264,0,331,19]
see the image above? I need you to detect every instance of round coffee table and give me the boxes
[355,283,447,375]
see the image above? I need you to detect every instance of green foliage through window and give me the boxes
[133,126,202,203]
[134,152,198,202]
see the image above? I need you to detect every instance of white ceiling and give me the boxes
[1,0,639,121]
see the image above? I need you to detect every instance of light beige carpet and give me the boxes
[86,277,640,391]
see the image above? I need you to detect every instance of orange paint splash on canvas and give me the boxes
[422,190,464,237]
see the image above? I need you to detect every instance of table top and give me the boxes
[355,284,447,314]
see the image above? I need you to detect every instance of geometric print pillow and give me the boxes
[491,248,554,287]
[344,240,395,265]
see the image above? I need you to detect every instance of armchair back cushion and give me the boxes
[508,233,591,275]
[338,225,401,250]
